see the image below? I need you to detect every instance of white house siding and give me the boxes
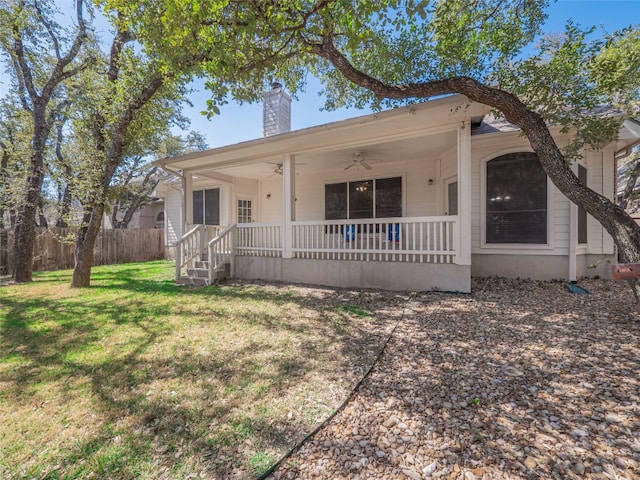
[165,186,183,257]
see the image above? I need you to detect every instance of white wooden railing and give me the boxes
[236,223,282,257]
[291,216,456,263]
[207,224,236,284]
[233,217,457,264]
[175,225,225,279]
[175,224,206,279]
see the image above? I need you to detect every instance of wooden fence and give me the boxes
[0,227,165,274]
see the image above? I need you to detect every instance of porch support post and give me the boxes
[282,154,296,258]
[182,173,191,236]
[456,120,472,265]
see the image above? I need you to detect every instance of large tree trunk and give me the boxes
[71,202,104,287]
[12,111,48,283]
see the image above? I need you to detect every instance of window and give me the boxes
[156,211,165,222]
[486,152,547,244]
[447,181,458,215]
[237,199,253,223]
[578,165,587,244]
[192,188,220,225]
[325,177,402,220]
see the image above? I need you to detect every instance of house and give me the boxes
[154,85,640,291]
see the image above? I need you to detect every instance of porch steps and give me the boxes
[176,258,231,287]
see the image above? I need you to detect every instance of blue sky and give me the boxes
[194,0,640,148]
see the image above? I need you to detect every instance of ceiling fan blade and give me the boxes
[362,162,373,170]
[344,164,354,170]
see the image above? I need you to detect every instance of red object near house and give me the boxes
[611,263,640,280]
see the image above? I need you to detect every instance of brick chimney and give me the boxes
[263,82,291,137]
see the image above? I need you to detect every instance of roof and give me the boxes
[156,94,491,173]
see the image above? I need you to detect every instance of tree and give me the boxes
[0,0,93,282]
[66,21,193,287]
[109,131,207,229]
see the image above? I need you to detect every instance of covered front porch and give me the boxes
[158,96,490,292]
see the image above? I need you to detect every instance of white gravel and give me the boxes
[267,277,640,480]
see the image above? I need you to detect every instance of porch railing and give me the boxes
[175,224,206,279]
[232,216,456,264]
[236,223,282,257]
[207,224,237,284]
[175,224,224,279]
[291,216,456,263]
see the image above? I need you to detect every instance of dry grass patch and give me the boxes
[0,261,402,479]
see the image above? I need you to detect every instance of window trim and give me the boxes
[191,186,222,226]
[480,149,555,252]
[444,176,458,216]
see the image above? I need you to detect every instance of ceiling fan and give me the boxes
[266,161,306,178]
[339,152,382,171]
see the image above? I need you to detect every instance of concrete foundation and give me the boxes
[576,254,616,279]
[235,257,471,293]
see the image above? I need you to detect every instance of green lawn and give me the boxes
[0,261,393,479]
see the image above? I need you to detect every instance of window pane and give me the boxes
[486,152,547,244]
[578,165,587,244]
[192,190,203,224]
[375,177,402,218]
[447,181,458,216]
[325,183,347,220]
[204,188,220,225]
[349,180,374,219]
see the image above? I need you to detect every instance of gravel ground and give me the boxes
[267,277,640,480]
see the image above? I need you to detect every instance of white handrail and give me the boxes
[174,224,205,280]
[207,223,237,284]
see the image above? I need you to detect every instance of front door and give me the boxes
[237,197,254,223]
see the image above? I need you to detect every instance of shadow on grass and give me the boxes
[0,261,398,479]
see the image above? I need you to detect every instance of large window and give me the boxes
[325,177,402,220]
[192,188,220,225]
[486,152,547,244]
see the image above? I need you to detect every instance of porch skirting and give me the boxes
[471,254,616,281]
[235,257,471,293]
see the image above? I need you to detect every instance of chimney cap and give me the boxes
[270,82,283,90]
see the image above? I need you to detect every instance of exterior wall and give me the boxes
[130,202,164,229]
[165,185,183,255]
[235,256,471,293]
[576,254,616,279]
[471,254,569,280]
[473,253,614,281]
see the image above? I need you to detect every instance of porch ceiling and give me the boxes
[198,129,457,180]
